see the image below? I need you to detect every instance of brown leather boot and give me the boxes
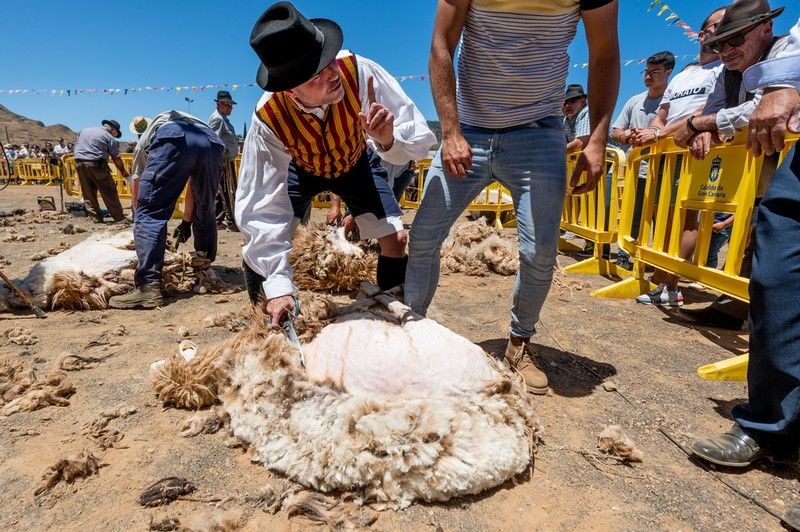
[504,336,548,395]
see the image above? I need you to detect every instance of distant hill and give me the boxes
[0,104,76,146]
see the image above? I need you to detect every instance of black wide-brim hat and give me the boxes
[703,0,784,47]
[250,2,343,92]
[101,119,122,138]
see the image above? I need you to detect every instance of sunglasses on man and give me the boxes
[708,26,757,54]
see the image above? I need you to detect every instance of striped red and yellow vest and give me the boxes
[256,54,365,179]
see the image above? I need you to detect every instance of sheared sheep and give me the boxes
[151,288,541,510]
[0,231,237,312]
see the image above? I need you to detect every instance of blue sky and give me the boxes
[2,0,798,142]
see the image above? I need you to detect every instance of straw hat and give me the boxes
[129,116,152,136]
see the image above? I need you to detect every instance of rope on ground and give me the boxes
[540,317,786,526]
[538,319,636,407]
[658,427,785,523]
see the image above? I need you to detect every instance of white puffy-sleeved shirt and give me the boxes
[235,51,436,300]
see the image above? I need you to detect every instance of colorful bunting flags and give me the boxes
[0,45,703,97]
[0,76,439,96]
[639,0,699,43]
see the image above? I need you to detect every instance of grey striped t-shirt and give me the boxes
[456,0,613,129]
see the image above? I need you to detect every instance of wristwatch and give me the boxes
[686,115,702,134]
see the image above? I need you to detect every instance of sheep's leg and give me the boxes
[358,282,422,324]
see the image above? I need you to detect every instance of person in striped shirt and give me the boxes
[405,0,620,395]
[236,2,435,326]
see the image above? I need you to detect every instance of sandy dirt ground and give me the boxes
[0,184,797,531]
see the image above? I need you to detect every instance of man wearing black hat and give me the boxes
[564,84,590,152]
[208,90,239,228]
[672,0,790,331]
[674,0,789,157]
[72,119,129,223]
[237,2,436,325]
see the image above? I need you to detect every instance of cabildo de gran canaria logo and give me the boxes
[699,155,726,199]
[709,156,722,183]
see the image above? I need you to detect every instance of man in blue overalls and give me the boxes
[109,111,225,309]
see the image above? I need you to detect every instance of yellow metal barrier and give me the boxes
[571,133,798,381]
[596,132,798,302]
[14,159,60,185]
[468,182,516,229]
[310,158,437,213]
[398,158,430,210]
[697,353,749,381]
[251,154,515,227]
[61,153,186,219]
[561,148,631,278]
[406,158,515,228]
[1,158,14,179]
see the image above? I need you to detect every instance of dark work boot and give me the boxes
[108,284,163,309]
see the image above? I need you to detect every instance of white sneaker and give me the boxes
[635,283,684,306]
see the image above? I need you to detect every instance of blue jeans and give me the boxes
[706,225,732,269]
[405,119,566,338]
[134,122,225,286]
[734,145,800,443]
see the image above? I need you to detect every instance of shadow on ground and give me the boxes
[478,338,617,398]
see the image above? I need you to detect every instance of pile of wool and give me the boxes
[289,224,377,292]
[0,231,237,312]
[441,218,518,276]
[0,355,75,417]
[151,290,540,509]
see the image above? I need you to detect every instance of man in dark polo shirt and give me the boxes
[73,119,129,223]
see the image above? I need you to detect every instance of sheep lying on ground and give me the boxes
[0,231,236,311]
[151,287,541,509]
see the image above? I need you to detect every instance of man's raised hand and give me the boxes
[359,76,395,150]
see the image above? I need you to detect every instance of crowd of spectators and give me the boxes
[3,137,75,171]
